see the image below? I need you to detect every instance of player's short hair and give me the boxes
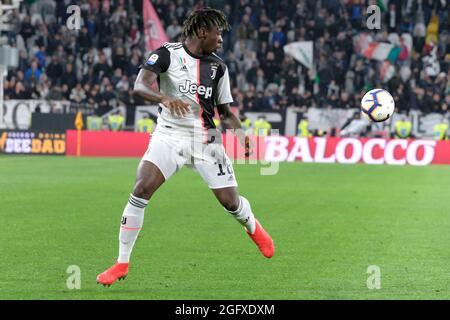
[182,7,230,38]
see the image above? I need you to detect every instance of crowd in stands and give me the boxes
[2,0,450,126]
[3,0,144,124]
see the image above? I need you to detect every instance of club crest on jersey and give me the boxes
[179,80,212,99]
[147,54,159,65]
[210,64,219,80]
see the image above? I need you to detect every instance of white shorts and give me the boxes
[142,127,238,189]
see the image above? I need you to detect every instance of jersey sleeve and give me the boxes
[215,65,234,105]
[141,47,171,74]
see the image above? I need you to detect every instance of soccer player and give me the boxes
[97,8,274,286]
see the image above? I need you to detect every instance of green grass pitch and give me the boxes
[1,155,450,300]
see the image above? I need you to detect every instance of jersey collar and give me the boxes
[182,42,204,59]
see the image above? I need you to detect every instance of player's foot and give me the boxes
[96,262,129,286]
[246,219,275,258]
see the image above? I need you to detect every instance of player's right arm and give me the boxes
[132,47,190,117]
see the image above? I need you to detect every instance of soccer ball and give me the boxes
[360,89,395,122]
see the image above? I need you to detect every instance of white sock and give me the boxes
[226,196,256,234]
[117,194,148,263]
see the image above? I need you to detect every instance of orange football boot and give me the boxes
[96,262,129,287]
[246,219,275,258]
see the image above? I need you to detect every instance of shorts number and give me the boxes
[217,162,233,176]
[217,163,226,176]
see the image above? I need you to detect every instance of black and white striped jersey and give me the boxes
[141,42,233,136]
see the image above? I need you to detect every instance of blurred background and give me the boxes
[0,0,448,143]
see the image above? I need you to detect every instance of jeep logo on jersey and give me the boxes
[179,80,213,99]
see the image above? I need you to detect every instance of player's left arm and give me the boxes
[215,65,252,156]
[217,103,252,156]
[217,103,240,130]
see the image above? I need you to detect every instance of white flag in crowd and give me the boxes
[283,41,314,69]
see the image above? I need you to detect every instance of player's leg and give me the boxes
[96,161,166,286]
[97,135,183,286]
[193,143,274,258]
[117,160,166,264]
[211,186,255,233]
[211,186,274,258]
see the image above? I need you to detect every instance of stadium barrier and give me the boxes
[30,113,86,131]
[2,100,443,139]
[2,100,71,130]
[64,130,450,166]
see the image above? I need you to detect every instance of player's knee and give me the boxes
[133,181,153,200]
[222,197,240,212]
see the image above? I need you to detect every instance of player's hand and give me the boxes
[161,97,190,117]
[239,135,254,157]
[245,136,255,157]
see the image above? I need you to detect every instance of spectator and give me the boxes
[258,14,272,44]
[46,55,63,85]
[87,87,101,113]
[386,3,400,33]
[36,76,50,99]
[112,47,128,71]
[128,22,141,47]
[431,93,442,113]
[262,51,278,84]
[271,25,286,46]
[61,84,70,101]
[410,87,432,113]
[126,53,140,77]
[78,26,92,55]
[339,92,353,109]
[24,60,42,85]
[262,89,279,111]
[166,18,182,41]
[116,75,130,92]
[111,68,123,87]
[98,84,116,116]
[243,86,256,111]
[12,81,31,99]
[246,61,259,86]
[439,102,449,115]
[288,87,304,108]
[255,68,265,93]
[94,53,112,82]
[35,46,47,69]
[236,14,256,45]
[225,51,240,85]
[62,63,78,89]
[19,16,34,44]
[70,83,87,105]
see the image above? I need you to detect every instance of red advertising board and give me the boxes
[263,136,450,166]
[66,130,450,165]
[66,130,150,157]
